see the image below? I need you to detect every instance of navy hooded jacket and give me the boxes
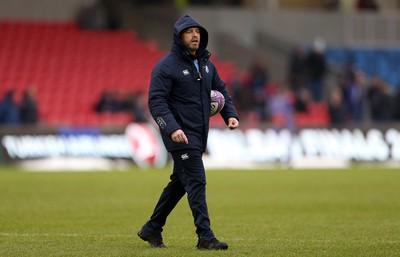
[148,14,239,153]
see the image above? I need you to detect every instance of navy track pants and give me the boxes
[143,149,215,240]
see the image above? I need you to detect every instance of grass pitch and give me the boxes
[0,165,400,257]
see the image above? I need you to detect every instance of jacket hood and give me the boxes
[173,14,208,54]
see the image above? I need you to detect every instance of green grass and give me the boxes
[1,165,400,257]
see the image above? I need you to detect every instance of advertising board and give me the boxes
[0,123,168,169]
[1,124,400,169]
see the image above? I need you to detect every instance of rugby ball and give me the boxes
[210,90,225,116]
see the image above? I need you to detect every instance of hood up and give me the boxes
[172,14,208,54]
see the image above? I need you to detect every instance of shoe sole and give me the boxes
[137,231,166,248]
[137,231,147,242]
[197,245,228,250]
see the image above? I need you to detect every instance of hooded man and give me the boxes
[137,14,239,250]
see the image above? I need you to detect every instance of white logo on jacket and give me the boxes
[183,69,190,75]
[205,66,209,73]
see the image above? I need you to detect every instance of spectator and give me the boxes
[134,92,150,122]
[267,82,295,131]
[367,76,393,122]
[0,90,20,125]
[343,72,366,122]
[339,59,365,122]
[228,72,250,113]
[120,92,136,112]
[327,87,347,125]
[248,58,269,95]
[288,44,307,95]
[95,90,121,113]
[246,59,270,121]
[293,87,311,113]
[305,39,327,102]
[19,88,39,124]
[131,91,150,123]
[392,84,400,121]
[234,74,251,113]
[342,59,358,88]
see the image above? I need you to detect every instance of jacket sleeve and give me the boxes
[148,66,181,136]
[211,65,239,125]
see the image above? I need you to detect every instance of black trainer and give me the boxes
[137,228,166,248]
[197,238,228,250]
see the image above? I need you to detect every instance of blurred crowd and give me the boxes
[228,41,400,128]
[0,89,39,125]
[0,88,150,126]
[94,90,150,122]
[1,48,399,128]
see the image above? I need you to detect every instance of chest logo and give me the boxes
[183,69,190,75]
[181,153,189,160]
[204,66,209,73]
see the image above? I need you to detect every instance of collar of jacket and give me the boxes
[171,43,211,62]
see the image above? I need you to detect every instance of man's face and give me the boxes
[181,27,200,55]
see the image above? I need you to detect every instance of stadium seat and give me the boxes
[0,20,239,127]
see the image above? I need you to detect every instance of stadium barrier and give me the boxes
[1,123,400,170]
[0,123,168,170]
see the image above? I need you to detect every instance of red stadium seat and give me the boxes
[0,20,240,126]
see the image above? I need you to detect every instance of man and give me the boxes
[137,14,239,250]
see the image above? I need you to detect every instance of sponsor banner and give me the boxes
[2,125,400,168]
[125,123,168,168]
[207,127,400,163]
[0,123,168,168]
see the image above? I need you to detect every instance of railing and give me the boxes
[343,12,400,47]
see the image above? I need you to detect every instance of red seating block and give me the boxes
[0,20,238,127]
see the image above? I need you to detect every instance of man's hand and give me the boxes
[171,129,189,144]
[228,118,239,130]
